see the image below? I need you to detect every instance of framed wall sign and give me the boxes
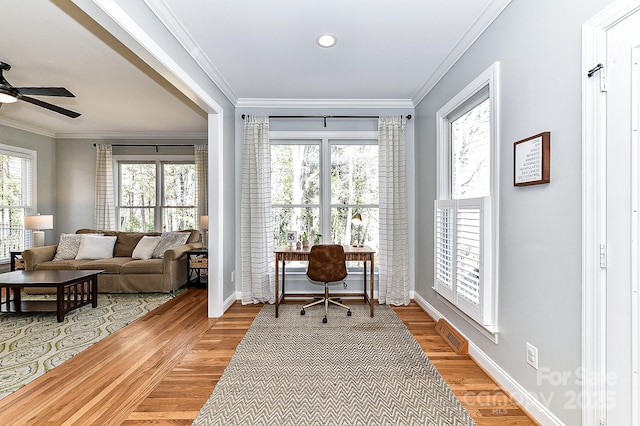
[513,132,550,186]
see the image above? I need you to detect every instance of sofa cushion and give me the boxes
[76,235,117,259]
[34,259,92,270]
[113,232,145,257]
[78,257,133,273]
[152,232,190,259]
[53,234,85,260]
[132,236,161,260]
[120,259,164,275]
[76,229,118,237]
[185,229,201,244]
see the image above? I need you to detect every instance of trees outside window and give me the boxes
[271,135,378,268]
[117,160,195,232]
[0,145,34,261]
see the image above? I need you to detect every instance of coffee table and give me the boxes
[0,270,103,322]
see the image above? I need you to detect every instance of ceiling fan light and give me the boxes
[0,87,18,103]
[317,34,337,48]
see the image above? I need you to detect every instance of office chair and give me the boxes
[300,244,352,323]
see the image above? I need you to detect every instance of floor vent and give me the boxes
[435,319,468,355]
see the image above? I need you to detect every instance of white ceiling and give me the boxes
[0,0,510,138]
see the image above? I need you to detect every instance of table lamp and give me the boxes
[351,213,363,247]
[25,214,53,248]
[200,215,209,247]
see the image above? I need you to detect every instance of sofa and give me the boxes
[22,229,202,293]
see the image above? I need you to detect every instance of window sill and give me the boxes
[434,291,499,344]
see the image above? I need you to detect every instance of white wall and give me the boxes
[414,0,614,424]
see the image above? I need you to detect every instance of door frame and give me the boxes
[582,1,640,425]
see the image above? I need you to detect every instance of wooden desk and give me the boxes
[274,245,375,318]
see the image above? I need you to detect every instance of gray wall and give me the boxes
[0,125,57,246]
[221,107,238,304]
[414,0,613,423]
[54,138,203,234]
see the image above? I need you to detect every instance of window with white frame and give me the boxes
[435,63,499,329]
[116,158,196,232]
[271,133,379,268]
[0,144,35,260]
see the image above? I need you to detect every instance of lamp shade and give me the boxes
[24,214,54,230]
[351,213,362,225]
[200,215,209,229]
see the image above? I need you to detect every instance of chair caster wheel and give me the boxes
[300,309,305,315]
[322,317,327,324]
[347,310,352,316]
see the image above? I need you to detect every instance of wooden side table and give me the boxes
[186,249,208,288]
[10,251,25,271]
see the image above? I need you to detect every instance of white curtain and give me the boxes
[378,116,410,305]
[94,143,116,230]
[241,116,274,304]
[194,145,208,243]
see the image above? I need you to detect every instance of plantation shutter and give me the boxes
[435,201,455,301]
[456,201,481,305]
[0,147,34,257]
[434,197,492,325]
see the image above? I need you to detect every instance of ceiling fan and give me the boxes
[0,61,81,118]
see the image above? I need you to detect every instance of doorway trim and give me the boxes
[582,1,640,425]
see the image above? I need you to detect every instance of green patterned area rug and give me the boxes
[193,304,476,426]
[0,292,174,399]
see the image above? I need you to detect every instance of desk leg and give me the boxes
[370,256,375,318]
[281,260,286,304]
[275,256,279,318]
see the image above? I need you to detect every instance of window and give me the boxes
[116,159,196,232]
[271,133,378,267]
[0,144,35,261]
[435,63,499,330]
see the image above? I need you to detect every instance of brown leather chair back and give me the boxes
[306,244,348,284]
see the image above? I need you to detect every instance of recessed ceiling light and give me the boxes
[317,34,337,48]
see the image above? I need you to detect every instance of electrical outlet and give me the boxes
[231,271,235,282]
[526,342,538,369]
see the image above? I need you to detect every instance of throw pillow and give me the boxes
[75,235,117,260]
[132,236,162,260]
[53,234,83,260]
[152,232,190,259]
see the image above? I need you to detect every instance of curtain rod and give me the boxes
[241,114,411,128]
[92,143,195,153]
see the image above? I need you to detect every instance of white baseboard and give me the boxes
[222,292,237,313]
[412,293,564,426]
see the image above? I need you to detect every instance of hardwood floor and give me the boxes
[0,289,538,425]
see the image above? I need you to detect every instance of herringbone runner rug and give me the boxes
[193,303,476,426]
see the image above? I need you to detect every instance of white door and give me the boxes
[604,8,640,425]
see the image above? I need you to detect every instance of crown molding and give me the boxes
[0,117,56,138]
[143,0,238,105]
[0,116,206,139]
[56,131,207,140]
[412,0,512,105]
[236,98,415,109]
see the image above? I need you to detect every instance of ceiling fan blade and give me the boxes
[20,96,81,118]
[16,87,75,97]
